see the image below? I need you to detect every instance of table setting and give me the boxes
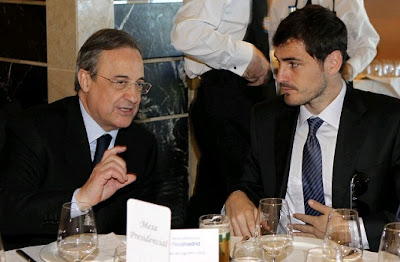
[2,198,399,261]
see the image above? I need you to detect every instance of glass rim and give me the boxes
[199,214,230,225]
[62,201,92,211]
[328,208,359,217]
[384,222,400,231]
[259,197,287,205]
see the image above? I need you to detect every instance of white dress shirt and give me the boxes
[170,0,254,78]
[71,100,119,204]
[267,0,380,80]
[285,80,369,248]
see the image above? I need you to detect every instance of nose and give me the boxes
[275,66,287,84]
[123,86,141,103]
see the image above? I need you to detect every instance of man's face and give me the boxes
[275,39,330,112]
[80,47,144,131]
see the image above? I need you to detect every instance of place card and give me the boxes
[126,199,171,262]
[169,228,219,262]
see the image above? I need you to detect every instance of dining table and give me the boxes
[5,233,378,262]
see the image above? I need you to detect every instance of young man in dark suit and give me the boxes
[0,29,157,249]
[225,5,400,251]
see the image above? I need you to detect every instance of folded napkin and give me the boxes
[86,233,125,262]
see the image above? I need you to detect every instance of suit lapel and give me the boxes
[65,96,93,183]
[275,105,299,198]
[332,84,368,208]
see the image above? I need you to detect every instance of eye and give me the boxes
[290,62,299,68]
[113,80,129,90]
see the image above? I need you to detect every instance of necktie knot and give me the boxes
[307,117,323,137]
[93,134,112,166]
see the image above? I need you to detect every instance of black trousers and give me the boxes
[186,69,276,228]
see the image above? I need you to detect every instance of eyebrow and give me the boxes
[280,57,302,62]
[113,75,145,81]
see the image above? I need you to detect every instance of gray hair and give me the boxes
[74,29,141,92]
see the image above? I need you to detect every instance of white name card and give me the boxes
[169,228,219,262]
[127,199,171,262]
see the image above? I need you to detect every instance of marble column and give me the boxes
[46,0,114,102]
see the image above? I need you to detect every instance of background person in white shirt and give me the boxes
[225,5,400,252]
[267,0,379,83]
[171,0,277,228]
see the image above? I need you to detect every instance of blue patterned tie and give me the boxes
[93,134,112,167]
[302,117,325,216]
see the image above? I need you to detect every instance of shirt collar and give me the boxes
[79,99,118,144]
[298,80,347,130]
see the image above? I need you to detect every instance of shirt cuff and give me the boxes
[226,41,254,76]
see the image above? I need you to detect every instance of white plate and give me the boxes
[229,236,322,261]
[40,234,125,262]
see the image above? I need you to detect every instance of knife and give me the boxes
[16,249,37,262]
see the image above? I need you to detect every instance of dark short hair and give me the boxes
[273,5,348,71]
[74,29,141,92]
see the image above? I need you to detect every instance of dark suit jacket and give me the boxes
[237,83,400,251]
[0,96,158,249]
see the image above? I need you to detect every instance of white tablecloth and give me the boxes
[6,235,378,262]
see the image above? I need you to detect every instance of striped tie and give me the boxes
[302,117,325,216]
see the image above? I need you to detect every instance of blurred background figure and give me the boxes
[171,0,277,228]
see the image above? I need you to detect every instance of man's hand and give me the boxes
[76,146,136,207]
[225,191,258,238]
[243,46,271,86]
[292,200,334,239]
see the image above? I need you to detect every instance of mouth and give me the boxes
[118,107,134,114]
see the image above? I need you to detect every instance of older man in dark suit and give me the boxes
[225,5,400,251]
[0,29,157,249]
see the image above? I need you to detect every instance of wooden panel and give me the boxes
[365,0,400,60]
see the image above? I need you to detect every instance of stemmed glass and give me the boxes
[232,240,265,262]
[57,202,98,262]
[324,209,363,261]
[0,233,6,262]
[255,198,293,262]
[378,222,400,261]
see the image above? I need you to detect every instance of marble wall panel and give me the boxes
[141,117,188,228]
[0,3,46,62]
[137,59,187,119]
[114,3,183,59]
[0,61,47,110]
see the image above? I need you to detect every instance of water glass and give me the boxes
[255,198,293,262]
[199,214,230,262]
[57,202,98,262]
[378,222,400,261]
[114,244,126,262]
[232,240,265,262]
[324,209,363,261]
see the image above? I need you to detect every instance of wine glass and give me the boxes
[378,222,400,261]
[324,209,363,261]
[57,202,98,262]
[232,240,265,262]
[0,233,6,262]
[255,198,293,262]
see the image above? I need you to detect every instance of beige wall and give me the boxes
[365,0,400,60]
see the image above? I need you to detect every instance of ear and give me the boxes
[77,69,91,92]
[325,50,343,75]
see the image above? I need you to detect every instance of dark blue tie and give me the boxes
[93,134,112,167]
[302,117,325,216]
